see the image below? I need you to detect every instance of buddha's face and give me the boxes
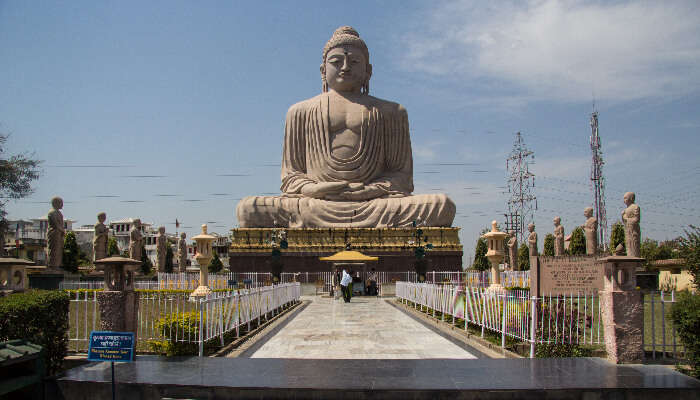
[623,192,634,206]
[324,45,369,93]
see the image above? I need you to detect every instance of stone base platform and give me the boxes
[50,357,699,400]
[229,227,463,272]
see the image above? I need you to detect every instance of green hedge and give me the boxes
[0,290,70,375]
[669,292,700,378]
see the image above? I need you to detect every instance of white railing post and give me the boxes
[530,295,537,358]
[501,292,507,349]
[198,299,204,357]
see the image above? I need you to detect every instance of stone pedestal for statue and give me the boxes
[482,221,507,292]
[599,255,645,364]
[190,225,215,300]
[0,258,34,293]
[94,256,141,343]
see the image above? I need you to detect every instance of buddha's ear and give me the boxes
[366,63,373,81]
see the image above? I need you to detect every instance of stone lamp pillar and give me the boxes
[482,221,508,292]
[600,254,645,363]
[94,256,141,341]
[0,258,35,293]
[190,224,215,300]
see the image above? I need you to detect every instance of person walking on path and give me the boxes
[340,269,353,303]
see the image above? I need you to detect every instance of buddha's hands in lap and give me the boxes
[325,184,386,201]
[301,182,349,199]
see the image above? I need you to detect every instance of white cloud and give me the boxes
[404,0,700,102]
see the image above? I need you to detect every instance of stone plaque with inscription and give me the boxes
[534,255,604,296]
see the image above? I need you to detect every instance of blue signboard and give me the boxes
[88,331,134,362]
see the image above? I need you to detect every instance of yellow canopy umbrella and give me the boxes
[319,250,378,262]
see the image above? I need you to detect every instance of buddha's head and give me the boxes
[321,26,372,94]
[623,192,635,206]
[51,196,63,210]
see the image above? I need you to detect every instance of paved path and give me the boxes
[249,296,478,359]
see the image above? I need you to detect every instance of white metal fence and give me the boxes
[644,291,685,360]
[67,283,301,355]
[396,282,602,357]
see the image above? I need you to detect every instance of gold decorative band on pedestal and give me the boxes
[229,227,462,254]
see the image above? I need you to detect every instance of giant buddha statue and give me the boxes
[236,26,456,228]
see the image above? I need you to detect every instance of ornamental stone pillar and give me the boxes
[94,256,141,343]
[599,253,645,363]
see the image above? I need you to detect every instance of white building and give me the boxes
[4,218,75,265]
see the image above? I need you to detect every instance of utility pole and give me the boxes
[590,111,608,250]
[505,132,537,243]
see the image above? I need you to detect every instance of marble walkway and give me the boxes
[247,296,478,359]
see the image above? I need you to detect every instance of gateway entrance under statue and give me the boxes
[232,26,461,272]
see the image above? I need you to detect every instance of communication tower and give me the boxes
[505,132,537,243]
[590,111,608,250]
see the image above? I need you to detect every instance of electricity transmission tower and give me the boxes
[590,111,608,250]
[505,132,537,243]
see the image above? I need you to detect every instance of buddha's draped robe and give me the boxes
[236,93,455,228]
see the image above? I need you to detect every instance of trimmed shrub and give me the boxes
[472,237,489,271]
[518,244,530,270]
[0,290,70,375]
[610,221,625,255]
[543,234,555,257]
[148,311,200,356]
[669,292,700,378]
[569,227,586,256]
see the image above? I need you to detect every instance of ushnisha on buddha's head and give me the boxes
[320,26,372,94]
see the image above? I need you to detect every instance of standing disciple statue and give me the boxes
[236,26,455,228]
[156,226,167,272]
[553,216,565,256]
[129,219,143,261]
[93,212,109,261]
[177,232,187,272]
[507,230,518,270]
[46,196,65,268]
[621,192,641,257]
[527,223,538,256]
[584,207,598,255]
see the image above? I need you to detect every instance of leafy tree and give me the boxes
[569,227,586,256]
[678,225,700,286]
[107,236,120,257]
[543,234,555,257]
[62,231,80,273]
[641,238,677,269]
[208,251,223,273]
[518,243,530,270]
[472,237,489,271]
[610,221,625,255]
[0,134,42,255]
[140,244,152,275]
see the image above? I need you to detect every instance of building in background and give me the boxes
[4,218,75,265]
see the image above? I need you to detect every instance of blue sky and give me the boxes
[2,0,699,263]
